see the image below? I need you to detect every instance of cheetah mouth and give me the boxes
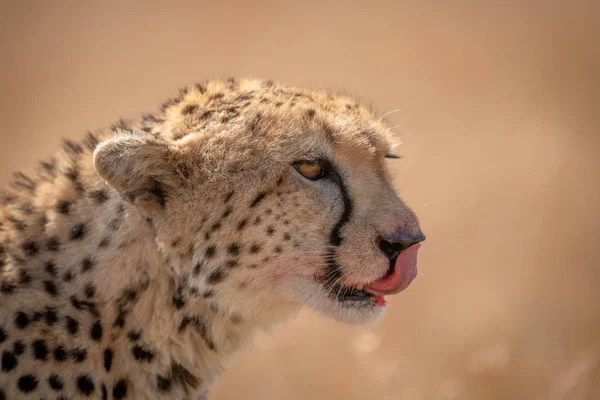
[318,243,421,307]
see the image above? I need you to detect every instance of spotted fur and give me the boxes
[0,78,423,399]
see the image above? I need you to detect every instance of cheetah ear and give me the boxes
[93,135,177,215]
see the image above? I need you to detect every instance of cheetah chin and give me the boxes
[1,78,424,399]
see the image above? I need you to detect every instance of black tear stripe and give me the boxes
[323,161,353,283]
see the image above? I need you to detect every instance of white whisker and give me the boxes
[379,109,401,121]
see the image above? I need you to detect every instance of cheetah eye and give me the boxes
[293,160,327,180]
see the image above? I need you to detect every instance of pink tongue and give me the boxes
[365,243,420,295]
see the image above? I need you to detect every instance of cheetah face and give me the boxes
[93,81,425,326]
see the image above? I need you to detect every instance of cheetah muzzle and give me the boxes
[0,78,425,399]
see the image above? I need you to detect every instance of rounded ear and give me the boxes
[93,135,175,215]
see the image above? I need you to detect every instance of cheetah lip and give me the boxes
[316,244,420,304]
[363,243,420,297]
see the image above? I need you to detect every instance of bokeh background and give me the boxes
[1,1,599,399]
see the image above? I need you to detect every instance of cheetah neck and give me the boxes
[86,200,260,390]
[1,166,259,394]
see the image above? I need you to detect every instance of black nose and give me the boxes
[378,233,426,261]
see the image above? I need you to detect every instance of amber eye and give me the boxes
[293,160,326,180]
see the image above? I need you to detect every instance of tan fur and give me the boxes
[0,78,423,399]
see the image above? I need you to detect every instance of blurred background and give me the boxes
[1,1,599,399]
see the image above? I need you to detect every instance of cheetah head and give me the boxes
[93,79,425,326]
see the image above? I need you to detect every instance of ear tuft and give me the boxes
[93,135,174,214]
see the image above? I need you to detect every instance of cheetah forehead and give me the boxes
[141,77,395,157]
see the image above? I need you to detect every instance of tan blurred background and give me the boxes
[1,1,599,399]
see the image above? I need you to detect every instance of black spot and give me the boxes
[31,312,43,322]
[85,283,96,298]
[132,344,154,362]
[76,374,95,396]
[56,200,71,215]
[231,314,243,324]
[54,346,68,361]
[14,311,30,329]
[0,282,16,294]
[306,108,316,118]
[148,180,167,208]
[210,221,221,232]
[18,269,31,285]
[66,316,79,335]
[72,348,87,362]
[90,189,109,204]
[13,341,25,355]
[205,246,216,258]
[81,257,95,272]
[209,92,224,101]
[181,104,198,115]
[171,362,201,389]
[127,330,141,341]
[266,226,275,236]
[283,233,291,241]
[250,244,261,253]
[202,290,214,299]
[71,296,99,316]
[32,339,49,360]
[1,351,17,371]
[90,320,103,341]
[17,374,38,393]
[123,288,137,302]
[193,261,204,276]
[0,327,6,343]
[225,260,238,269]
[224,191,234,203]
[47,236,60,251]
[12,172,36,192]
[40,158,56,172]
[114,310,126,328]
[108,217,122,231]
[21,241,39,256]
[45,261,58,275]
[195,83,207,93]
[250,192,266,208]
[101,384,108,400]
[207,269,225,285]
[44,307,58,326]
[113,379,128,399]
[84,132,100,150]
[104,348,113,372]
[274,246,282,253]
[172,293,185,310]
[63,139,83,155]
[70,223,86,240]
[64,167,81,184]
[227,243,241,255]
[63,270,74,282]
[43,280,58,296]
[99,237,110,248]
[199,110,213,119]
[156,375,172,392]
[236,219,248,230]
[49,374,64,391]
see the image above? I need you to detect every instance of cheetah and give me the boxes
[0,78,425,399]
